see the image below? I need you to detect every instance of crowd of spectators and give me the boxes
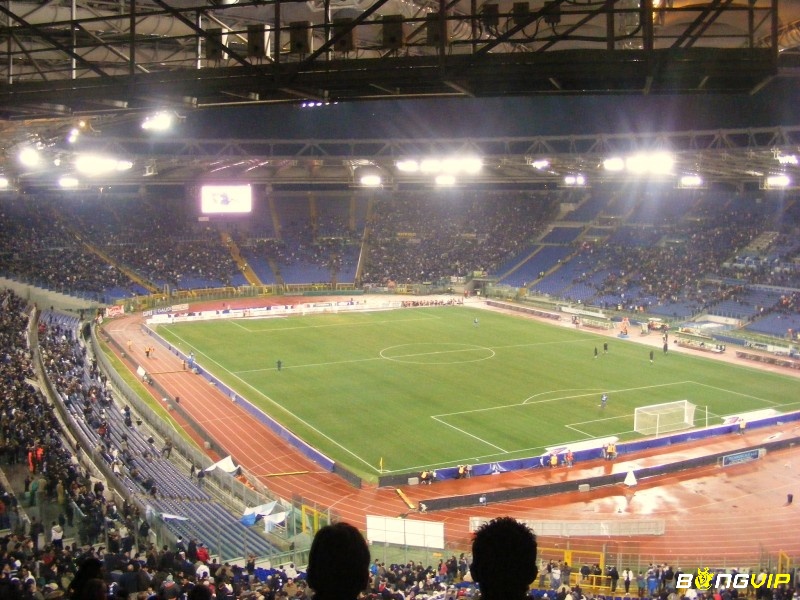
[1,188,799,322]
[361,191,558,286]
[543,198,800,317]
[64,197,236,291]
[0,288,312,599]
[0,198,137,301]
[0,289,116,597]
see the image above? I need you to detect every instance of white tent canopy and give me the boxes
[204,455,239,473]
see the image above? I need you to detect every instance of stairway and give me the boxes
[220,232,263,286]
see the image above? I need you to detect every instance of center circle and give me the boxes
[380,342,495,364]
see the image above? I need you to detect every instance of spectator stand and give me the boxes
[539,227,585,245]
[36,309,282,563]
[501,246,574,290]
[560,191,610,222]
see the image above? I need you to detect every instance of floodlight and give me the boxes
[460,157,483,175]
[564,174,586,186]
[679,175,703,188]
[420,159,442,174]
[59,176,80,188]
[75,154,134,175]
[777,154,798,166]
[766,174,790,188]
[400,155,483,177]
[603,157,625,172]
[0,177,9,189]
[18,147,41,168]
[435,173,456,186]
[626,151,674,175]
[649,151,674,175]
[141,111,175,132]
[396,159,419,172]
[531,159,549,170]
[440,158,460,174]
[360,174,382,187]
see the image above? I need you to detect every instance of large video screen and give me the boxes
[200,184,252,214]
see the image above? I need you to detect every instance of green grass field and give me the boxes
[155,305,800,481]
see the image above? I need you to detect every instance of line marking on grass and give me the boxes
[229,320,252,331]
[234,355,383,374]
[432,381,693,414]
[564,423,593,437]
[521,387,606,405]
[492,338,600,351]
[430,416,509,453]
[688,380,780,406]
[430,381,691,461]
[380,343,495,364]
[233,343,497,373]
[229,314,439,334]
[565,413,636,437]
[230,338,595,374]
[162,329,380,472]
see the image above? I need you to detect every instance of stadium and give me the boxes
[0,0,799,597]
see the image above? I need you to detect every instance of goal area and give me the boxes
[634,400,697,436]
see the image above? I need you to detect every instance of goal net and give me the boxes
[634,400,697,436]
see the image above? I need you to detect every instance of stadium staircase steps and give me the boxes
[352,198,376,284]
[69,230,160,294]
[268,257,285,287]
[221,231,263,286]
[523,248,581,293]
[497,246,546,284]
[267,195,283,242]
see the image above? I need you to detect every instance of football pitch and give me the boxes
[155,305,800,481]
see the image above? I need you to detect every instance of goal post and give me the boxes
[634,400,697,437]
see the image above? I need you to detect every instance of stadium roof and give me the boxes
[3,100,800,194]
[0,0,799,194]
[0,0,798,115]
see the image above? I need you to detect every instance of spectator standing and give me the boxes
[622,567,632,593]
[196,542,210,563]
[609,566,619,592]
[29,517,44,551]
[50,520,64,550]
[636,571,646,597]
[550,563,561,590]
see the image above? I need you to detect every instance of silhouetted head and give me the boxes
[307,522,370,600]
[470,517,538,600]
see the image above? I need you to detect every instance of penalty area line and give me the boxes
[431,416,509,453]
[564,424,592,437]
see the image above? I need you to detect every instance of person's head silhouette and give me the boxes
[307,522,371,600]
[470,517,538,600]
